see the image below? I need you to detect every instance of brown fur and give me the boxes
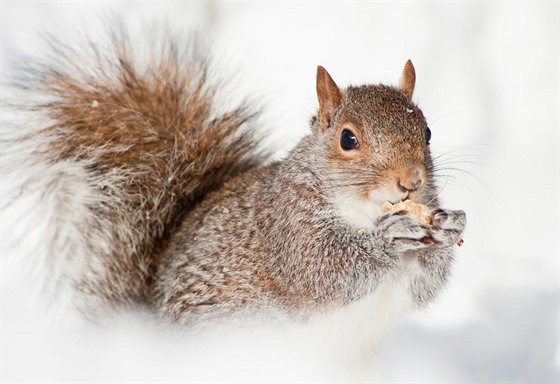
[7,27,267,311]
[155,64,465,324]
[5,25,465,325]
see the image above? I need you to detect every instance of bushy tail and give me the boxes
[2,25,267,317]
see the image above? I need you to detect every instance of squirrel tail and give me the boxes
[3,25,267,316]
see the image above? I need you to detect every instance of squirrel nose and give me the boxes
[397,168,425,193]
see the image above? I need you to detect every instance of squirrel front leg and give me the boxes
[264,203,403,309]
[377,208,466,307]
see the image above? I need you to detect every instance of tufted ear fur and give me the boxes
[316,66,342,129]
[399,59,416,101]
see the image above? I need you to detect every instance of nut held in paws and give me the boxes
[382,200,433,226]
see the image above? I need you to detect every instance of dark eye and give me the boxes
[425,126,432,144]
[340,129,359,150]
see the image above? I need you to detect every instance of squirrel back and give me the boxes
[3,26,267,315]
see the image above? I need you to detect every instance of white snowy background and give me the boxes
[1,1,558,382]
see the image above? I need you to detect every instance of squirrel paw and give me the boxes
[430,209,466,247]
[378,208,466,254]
[378,213,434,254]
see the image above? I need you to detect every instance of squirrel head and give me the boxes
[310,61,433,223]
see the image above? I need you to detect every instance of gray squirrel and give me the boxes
[3,26,466,334]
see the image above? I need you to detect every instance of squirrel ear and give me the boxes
[316,66,342,128]
[399,59,416,101]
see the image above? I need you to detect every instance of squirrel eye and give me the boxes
[340,129,359,150]
[426,126,432,144]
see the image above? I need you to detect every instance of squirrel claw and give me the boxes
[432,209,448,228]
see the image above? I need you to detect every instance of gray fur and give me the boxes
[3,24,466,330]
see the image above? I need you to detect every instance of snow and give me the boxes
[1,1,558,382]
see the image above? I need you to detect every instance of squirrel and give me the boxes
[3,25,466,334]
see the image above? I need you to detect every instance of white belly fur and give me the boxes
[302,260,420,365]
